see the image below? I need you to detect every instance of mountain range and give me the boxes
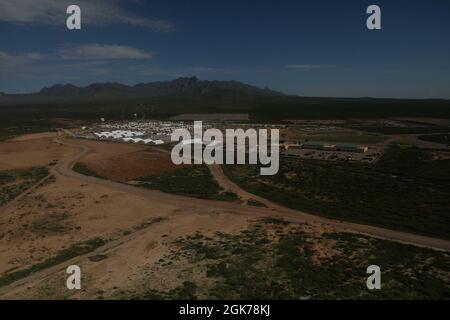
[1,77,449,123]
[0,77,283,105]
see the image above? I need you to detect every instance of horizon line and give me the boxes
[1,77,450,101]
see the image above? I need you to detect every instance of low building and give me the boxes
[301,141,368,153]
[335,143,368,153]
[302,141,335,151]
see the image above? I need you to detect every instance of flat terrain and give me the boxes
[70,140,238,201]
[282,127,387,145]
[170,113,250,121]
[73,140,181,182]
[224,146,450,239]
[0,132,74,170]
[418,133,450,146]
[131,165,239,201]
[0,130,449,299]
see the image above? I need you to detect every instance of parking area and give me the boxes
[282,147,382,163]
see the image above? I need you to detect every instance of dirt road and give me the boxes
[1,132,450,295]
[0,174,53,215]
[53,134,450,252]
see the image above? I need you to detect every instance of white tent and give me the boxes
[182,138,203,145]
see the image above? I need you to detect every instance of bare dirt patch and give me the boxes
[10,132,57,142]
[0,206,255,299]
[0,173,182,276]
[73,140,182,182]
[0,135,74,170]
[83,151,179,182]
[2,132,449,300]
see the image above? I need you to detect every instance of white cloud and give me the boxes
[285,64,334,69]
[0,51,44,70]
[0,0,174,32]
[134,66,272,77]
[186,66,272,75]
[59,44,152,60]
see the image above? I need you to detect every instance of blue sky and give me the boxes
[0,0,449,98]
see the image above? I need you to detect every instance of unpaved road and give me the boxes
[2,132,450,295]
[53,134,450,252]
[0,174,53,215]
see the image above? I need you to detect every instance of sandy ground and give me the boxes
[0,173,181,275]
[10,132,57,142]
[0,133,75,170]
[0,211,257,299]
[74,140,182,182]
[0,133,272,298]
[1,131,449,299]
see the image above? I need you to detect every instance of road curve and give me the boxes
[53,134,450,252]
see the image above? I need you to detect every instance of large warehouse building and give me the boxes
[301,141,336,151]
[335,143,369,153]
[301,141,368,153]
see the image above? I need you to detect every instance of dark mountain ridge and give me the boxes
[1,77,449,123]
[0,77,283,105]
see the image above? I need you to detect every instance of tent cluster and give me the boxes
[94,130,144,139]
[122,138,164,145]
[99,121,193,137]
[94,130,164,145]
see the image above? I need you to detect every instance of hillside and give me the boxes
[1,78,450,127]
[0,77,283,106]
